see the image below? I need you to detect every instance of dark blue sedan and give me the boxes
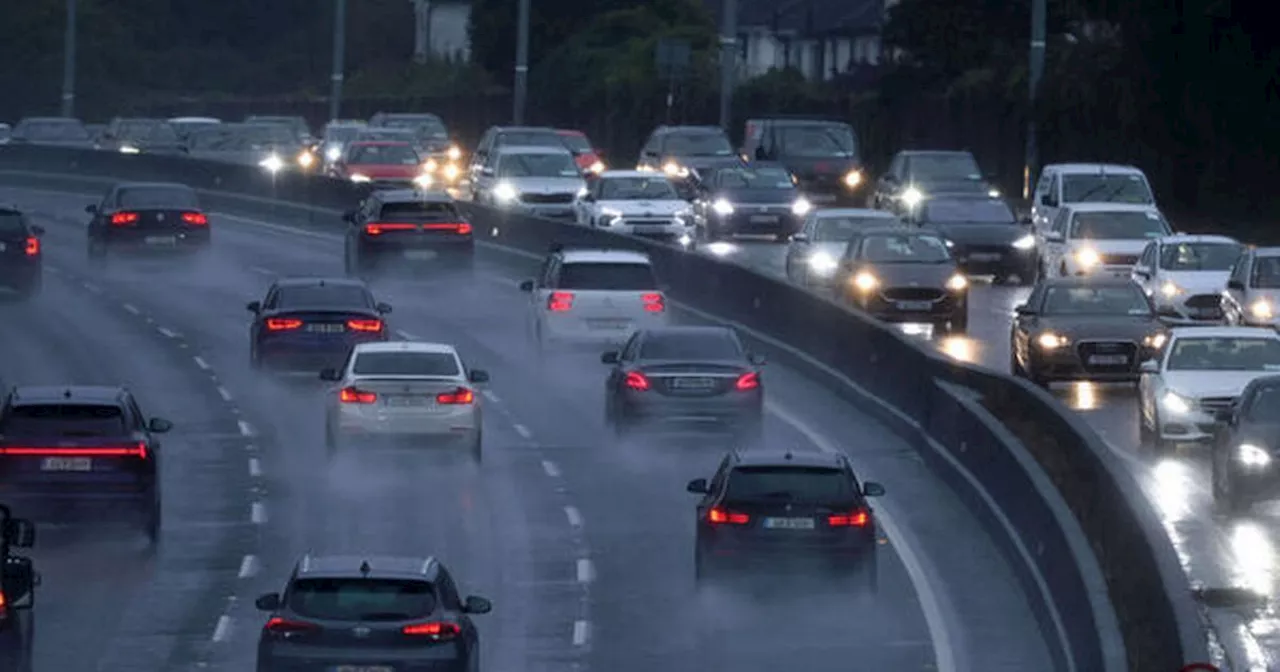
[248,277,392,371]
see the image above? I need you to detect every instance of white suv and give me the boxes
[1039,203,1172,278]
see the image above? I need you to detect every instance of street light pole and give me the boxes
[1023,0,1046,199]
[60,0,77,117]
[329,0,347,123]
[718,0,738,130]
[513,0,530,124]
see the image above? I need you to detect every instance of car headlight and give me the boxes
[259,154,285,173]
[1036,332,1068,349]
[349,173,371,183]
[447,145,462,161]
[424,158,439,173]
[588,160,605,174]
[297,151,315,168]
[493,182,518,203]
[119,145,140,154]
[988,188,1001,198]
[853,272,878,291]
[901,187,924,207]
[325,146,342,161]
[442,163,460,181]
[599,207,623,222]
[712,198,734,215]
[1143,332,1168,349]
[807,251,838,275]
[791,198,813,216]
[413,174,434,189]
[1239,443,1272,467]
[1250,300,1273,320]
[675,209,695,225]
[1159,281,1183,298]
[945,273,968,291]
[662,161,687,177]
[1161,391,1192,414]
[843,170,863,188]
[1012,234,1035,250]
[1074,247,1101,268]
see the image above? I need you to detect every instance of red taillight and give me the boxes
[24,236,39,256]
[346,318,383,332]
[642,293,665,313]
[624,371,650,391]
[436,387,474,405]
[402,621,460,639]
[0,442,148,458]
[364,222,417,236]
[181,212,208,225]
[265,318,303,331]
[708,507,750,525]
[828,510,870,527]
[110,212,139,226]
[264,617,319,634]
[735,372,760,391]
[548,291,574,312]
[0,590,8,621]
[421,222,472,235]
[340,387,377,404]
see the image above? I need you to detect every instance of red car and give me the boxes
[330,141,431,189]
[555,129,605,174]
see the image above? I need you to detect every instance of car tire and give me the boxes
[1009,346,1026,378]
[1147,410,1174,453]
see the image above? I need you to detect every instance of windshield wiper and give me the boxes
[1070,182,1114,203]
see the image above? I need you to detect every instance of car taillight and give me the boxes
[110,212,139,226]
[642,293,665,312]
[436,387,474,405]
[346,318,383,332]
[422,222,472,235]
[708,507,749,525]
[548,291,574,312]
[624,371,650,391]
[181,212,208,225]
[0,442,148,458]
[828,510,870,527]
[0,590,8,621]
[402,621,460,639]
[364,222,417,235]
[24,236,39,256]
[264,617,319,635]
[340,387,377,404]
[265,318,303,331]
[735,372,760,391]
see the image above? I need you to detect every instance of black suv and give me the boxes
[0,206,44,300]
[871,150,999,215]
[343,189,474,276]
[0,505,37,672]
[636,125,737,180]
[741,117,864,204]
[1212,374,1280,513]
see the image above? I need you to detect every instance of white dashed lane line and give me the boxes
[481,389,500,403]
[238,554,260,579]
[211,615,232,643]
[193,356,210,370]
[249,266,274,276]
[157,327,178,338]
[541,460,561,478]
[251,502,268,524]
[217,386,233,402]
[122,303,140,315]
[563,506,583,528]
[83,282,101,294]
[572,620,590,647]
[396,330,418,340]
[248,457,262,478]
[238,420,254,436]
[513,424,533,439]
[576,558,595,583]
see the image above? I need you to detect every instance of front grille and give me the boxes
[1185,294,1222,309]
[737,204,791,214]
[1099,254,1139,266]
[624,218,675,226]
[881,288,944,302]
[1076,340,1138,372]
[520,193,574,204]
[1198,396,1236,414]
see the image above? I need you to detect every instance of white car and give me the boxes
[321,341,488,459]
[518,247,670,349]
[572,171,695,242]
[1223,246,1280,328]
[471,146,585,219]
[783,208,900,287]
[1138,327,1280,451]
[1030,163,1156,235]
[1039,203,1172,278]
[1131,234,1243,323]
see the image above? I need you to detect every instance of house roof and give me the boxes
[703,0,884,36]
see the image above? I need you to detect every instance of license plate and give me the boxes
[385,396,428,407]
[587,319,629,330]
[1088,354,1129,365]
[896,301,933,311]
[42,457,92,471]
[145,236,177,245]
[969,253,1001,261]
[763,517,815,530]
[307,323,345,333]
[403,249,437,260]
[331,667,393,672]
[749,215,779,223]
[671,377,716,389]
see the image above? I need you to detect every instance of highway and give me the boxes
[0,184,1057,671]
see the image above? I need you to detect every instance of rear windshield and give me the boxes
[353,352,460,376]
[118,187,199,209]
[556,262,656,290]
[726,466,855,502]
[349,144,420,165]
[287,578,437,621]
[3,404,127,437]
[273,286,371,309]
[378,202,460,222]
[558,133,591,152]
[495,131,565,148]
[0,212,25,235]
[812,215,896,242]
[639,332,741,360]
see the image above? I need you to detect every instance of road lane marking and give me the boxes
[576,558,594,583]
[238,420,254,436]
[249,265,274,275]
[541,460,560,477]
[572,620,590,646]
[248,458,262,478]
[239,554,260,578]
[481,389,500,403]
[193,356,210,370]
[157,327,178,338]
[513,423,532,439]
[217,386,233,401]
[83,282,101,294]
[122,303,140,315]
[396,329,417,340]
[564,505,582,528]
[211,615,232,642]
[251,502,267,524]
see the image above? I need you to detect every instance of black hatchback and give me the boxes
[0,206,44,299]
[343,189,474,277]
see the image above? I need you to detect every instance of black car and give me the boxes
[255,554,492,672]
[0,504,37,672]
[96,118,184,155]
[343,189,474,276]
[85,182,211,259]
[871,150,998,215]
[835,227,969,333]
[1010,277,1167,386]
[0,206,43,300]
[248,277,392,371]
[910,194,1037,284]
[636,125,738,180]
[1211,375,1280,512]
[741,117,864,204]
[687,449,885,587]
[602,326,765,440]
[8,117,94,148]
[693,162,810,241]
[0,386,170,542]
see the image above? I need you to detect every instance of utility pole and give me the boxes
[718,0,738,130]
[412,0,432,64]
[513,0,530,124]
[60,0,77,117]
[329,0,347,122]
[1023,0,1046,199]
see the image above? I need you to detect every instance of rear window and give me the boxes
[287,578,437,621]
[117,187,200,209]
[639,332,741,360]
[353,352,460,376]
[0,212,25,235]
[496,131,565,148]
[3,404,127,437]
[556,262,656,290]
[378,202,460,222]
[726,466,855,502]
[273,286,371,309]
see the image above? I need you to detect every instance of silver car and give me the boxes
[784,208,901,288]
[473,146,585,219]
[572,170,695,241]
[1225,247,1280,327]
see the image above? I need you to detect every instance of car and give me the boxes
[95,118,184,155]
[908,193,1037,284]
[0,123,11,145]
[686,449,885,587]
[0,504,37,672]
[468,126,569,185]
[244,115,314,146]
[834,227,969,334]
[1223,246,1280,328]
[247,277,392,371]
[85,182,211,260]
[0,385,170,541]
[784,208,900,288]
[636,125,737,179]
[354,127,419,145]
[241,122,311,172]
[601,326,765,440]
[330,141,432,190]
[571,171,694,242]
[472,146,585,219]
[1038,203,1173,279]
[518,247,669,349]
[368,112,458,157]
[0,206,44,299]
[691,162,812,241]
[166,116,221,141]
[555,129,605,175]
[1131,234,1243,323]
[740,117,865,204]
[1030,163,1156,235]
[342,189,474,276]
[1139,327,1280,452]
[321,341,489,459]
[254,554,491,672]
[1209,375,1280,512]
[319,120,367,168]
[870,150,998,214]
[1011,277,1168,386]
[8,117,94,148]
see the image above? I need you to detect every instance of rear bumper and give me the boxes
[358,239,474,262]
[710,211,802,235]
[258,336,387,370]
[257,644,467,672]
[541,313,670,343]
[618,395,762,425]
[335,406,479,435]
[99,228,210,250]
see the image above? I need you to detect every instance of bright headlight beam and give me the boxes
[259,154,285,173]
[901,187,924,207]
[1036,332,1066,349]
[1075,247,1101,267]
[946,274,968,291]
[1159,281,1182,298]
[853,272,878,291]
[807,251,838,275]
[1251,300,1273,320]
[791,198,813,216]
[1012,234,1035,250]
[493,182,518,202]
[1161,391,1192,414]
[1239,443,1272,467]
[712,199,734,215]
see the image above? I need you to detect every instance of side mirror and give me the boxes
[748,353,766,365]
[84,204,97,214]
[30,225,45,236]
[246,301,261,313]
[4,518,35,548]
[254,593,281,611]
[862,481,886,497]
[147,417,173,433]
[790,232,808,242]
[1139,360,1159,374]
[686,478,709,494]
[1014,304,1034,316]
[3,556,35,609]
[468,369,490,383]
[1132,266,1151,278]
[1044,231,1064,243]
[519,280,534,292]
[481,167,494,177]
[463,595,492,614]
[1227,280,1244,290]
[319,368,341,381]
[376,302,393,313]
[601,351,620,364]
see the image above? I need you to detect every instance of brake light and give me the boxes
[24,236,38,256]
[642,293,665,313]
[181,212,208,225]
[828,510,870,527]
[436,387,474,405]
[364,222,417,235]
[708,507,749,525]
[110,212,139,226]
[346,318,383,332]
[548,291,574,312]
[624,371,650,391]
[0,442,148,458]
[402,621,460,639]
[264,617,319,634]
[735,372,760,391]
[0,590,8,621]
[340,387,377,404]
[421,222,472,235]
[265,318,303,331]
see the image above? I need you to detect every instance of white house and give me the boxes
[705,0,889,81]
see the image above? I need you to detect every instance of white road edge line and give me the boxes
[193,356,210,370]
[541,460,561,478]
[563,505,582,528]
[122,303,140,315]
[251,502,268,524]
[513,423,532,439]
[239,554,260,579]
[238,420,254,436]
[217,386,233,402]
[481,389,500,403]
[396,329,417,340]
[576,558,595,583]
[248,457,262,478]
[157,327,178,338]
[572,620,590,647]
[211,615,232,642]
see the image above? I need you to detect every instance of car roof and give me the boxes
[492,126,557,133]
[1251,247,1280,257]
[814,208,896,218]
[557,248,652,264]
[1167,326,1280,339]
[112,181,195,192]
[1155,234,1239,245]
[374,189,453,204]
[272,276,368,289]
[597,170,668,179]
[295,554,439,581]
[1062,203,1161,214]
[493,145,572,156]
[348,141,414,147]
[168,117,220,123]
[898,150,975,158]
[9,385,129,405]
[354,341,458,355]
[857,225,933,236]
[731,449,847,469]
[555,129,587,136]
[1039,276,1141,288]
[1045,163,1145,175]
[638,326,733,339]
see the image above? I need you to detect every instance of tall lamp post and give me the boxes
[1023,0,1046,199]
[513,0,530,124]
[329,0,347,122]
[718,0,738,130]
[60,0,77,117]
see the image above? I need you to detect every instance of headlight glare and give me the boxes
[413,174,434,189]
[259,154,285,173]
[1144,332,1168,349]
[349,173,371,183]
[1012,234,1035,250]
[493,182,518,202]
[853,272,878,291]
[1036,332,1067,349]
[843,170,863,188]
[712,199,734,215]
[807,251,838,275]
[588,160,605,174]
[447,145,462,160]
[325,146,342,161]
[1159,281,1182,298]
[119,145,140,154]
[901,187,924,207]
[945,274,968,291]
[988,188,1001,198]
[1250,300,1273,320]
[791,198,813,216]
[1239,443,1272,467]
[442,164,460,181]
[1075,247,1101,268]
[1161,391,1192,414]
[424,158,439,173]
